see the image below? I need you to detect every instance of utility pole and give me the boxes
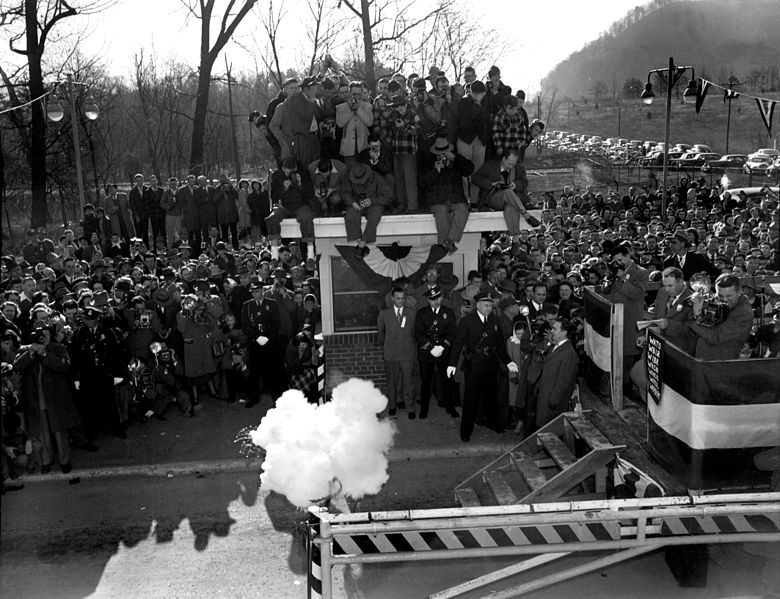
[68,74,86,217]
[719,78,742,154]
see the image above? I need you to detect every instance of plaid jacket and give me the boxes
[492,110,524,156]
[390,108,419,155]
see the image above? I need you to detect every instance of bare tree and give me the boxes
[257,0,286,89]
[305,0,344,76]
[338,0,453,91]
[2,0,113,226]
[181,0,257,175]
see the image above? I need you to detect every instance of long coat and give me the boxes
[104,192,135,240]
[14,343,81,436]
[414,305,456,362]
[536,340,579,428]
[606,260,649,357]
[176,312,220,378]
[215,186,239,224]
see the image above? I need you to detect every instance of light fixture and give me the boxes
[682,79,698,104]
[46,94,64,122]
[641,82,654,105]
[84,96,100,120]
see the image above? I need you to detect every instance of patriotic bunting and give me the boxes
[696,78,778,134]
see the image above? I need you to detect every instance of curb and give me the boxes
[19,443,515,482]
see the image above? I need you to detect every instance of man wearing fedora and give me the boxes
[662,229,720,281]
[339,162,393,251]
[420,136,474,254]
[415,285,459,419]
[447,291,518,442]
[280,76,322,168]
[456,80,491,204]
[241,279,283,407]
[266,157,316,242]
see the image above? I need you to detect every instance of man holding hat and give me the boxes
[447,291,518,442]
[281,76,322,167]
[241,279,283,407]
[414,285,458,419]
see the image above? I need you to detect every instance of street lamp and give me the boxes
[45,74,98,217]
[641,57,696,220]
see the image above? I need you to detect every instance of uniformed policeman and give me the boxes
[241,279,282,407]
[414,285,459,419]
[447,291,518,442]
[70,306,128,439]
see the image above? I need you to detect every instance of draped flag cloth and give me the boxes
[697,78,777,134]
[335,243,450,296]
[583,287,613,373]
[645,329,780,488]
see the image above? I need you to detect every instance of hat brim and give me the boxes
[430,143,454,155]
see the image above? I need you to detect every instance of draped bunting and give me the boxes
[335,244,449,297]
[697,78,777,134]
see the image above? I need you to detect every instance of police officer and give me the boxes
[70,306,128,439]
[414,285,458,419]
[447,291,518,442]
[241,279,282,407]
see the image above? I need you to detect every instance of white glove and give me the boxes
[507,362,519,373]
[446,366,456,378]
[113,377,124,385]
[430,345,445,358]
[74,381,81,390]
[256,335,269,346]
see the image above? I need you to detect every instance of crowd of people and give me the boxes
[1,63,780,486]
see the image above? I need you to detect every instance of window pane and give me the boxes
[333,292,383,331]
[332,256,372,292]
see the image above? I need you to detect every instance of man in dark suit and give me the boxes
[663,230,720,281]
[414,285,459,420]
[241,280,283,407]
[688,274,753,360]
[520,281,555,321]
[377,286,417,418]
[447,291,517,442]
[128,173,149,247]
[535,317,579,429]
[630,266,694,401]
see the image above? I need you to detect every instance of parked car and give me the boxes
[727,185,779,201]
[701,154,748,173]
[676,152,721,169]
[748,148,780,160]
[767,158,780,177]
[743,155,774,173]
[691,144,713,154]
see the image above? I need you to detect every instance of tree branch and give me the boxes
[339,0,362,18]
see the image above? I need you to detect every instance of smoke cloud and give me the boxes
[721,175,731,190]
[249,378,396,508]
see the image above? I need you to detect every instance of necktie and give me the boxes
[397,308,402,324]
[667,295,674,312]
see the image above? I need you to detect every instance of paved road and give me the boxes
[3,456,776,599]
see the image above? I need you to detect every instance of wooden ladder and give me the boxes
[455,412,626,507]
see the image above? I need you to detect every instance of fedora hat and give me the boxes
[348,163,371,185]
[430,137,454,155]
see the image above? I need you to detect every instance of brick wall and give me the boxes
[324,332,387,392]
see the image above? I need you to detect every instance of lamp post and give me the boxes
[45,74,99,218]
[640,57,697,220]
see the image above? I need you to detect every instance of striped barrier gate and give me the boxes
[307,492,780,598]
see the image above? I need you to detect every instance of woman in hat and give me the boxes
[247,179,269,242]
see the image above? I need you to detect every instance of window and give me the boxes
[331,256,383,332]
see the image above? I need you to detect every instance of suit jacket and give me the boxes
[129,185,147,218]
[653,286,695,353]
[689,295,753,360]
[520,300,556,321]
[414,305,456,362]
[536,340,579,428]
[662,251,720,281]
[606,260,649,356]
[449,311,510,374]
[377,306,416,362]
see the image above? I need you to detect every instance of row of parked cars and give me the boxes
[541,130,780,176]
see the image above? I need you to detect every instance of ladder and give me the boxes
[455,411,625,507]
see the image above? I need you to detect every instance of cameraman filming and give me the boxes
[687,274,753,360]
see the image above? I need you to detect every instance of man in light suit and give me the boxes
[630,266,694,401]
[377,286,417,418]
[535,317,579,429]
[447,291,518,442]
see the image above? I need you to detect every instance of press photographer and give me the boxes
[687,274,753,360]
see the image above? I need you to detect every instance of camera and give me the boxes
[318,183,328,197]
[31,329,47,344]
[698,297,729,327]
[138,312,151,328]
[416,90,425,101]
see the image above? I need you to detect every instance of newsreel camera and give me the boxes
[689,279,729,327]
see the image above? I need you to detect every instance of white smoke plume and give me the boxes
[249,378,396,508]
[721,175,731,190]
